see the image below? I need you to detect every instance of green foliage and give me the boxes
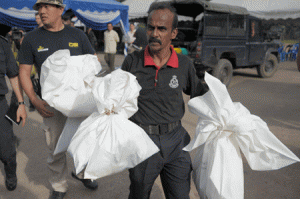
[282,40,299,44]
[262,18,300,40]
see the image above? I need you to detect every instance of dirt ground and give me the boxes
[0,55,299,199]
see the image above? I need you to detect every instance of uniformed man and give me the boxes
[18,0,98,198]
[121,2,208,199]
[0,35,27,191]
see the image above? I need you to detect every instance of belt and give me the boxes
[138,121,181,135]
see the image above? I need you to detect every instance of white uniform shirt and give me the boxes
[104,30,120,54]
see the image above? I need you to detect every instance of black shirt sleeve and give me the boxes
[0,38,18,95]
[183,57,208,98]
[3,41,18,78]
[18,35,34,66]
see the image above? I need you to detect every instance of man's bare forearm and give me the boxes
[19,64,38,103]
[9,76,24,103]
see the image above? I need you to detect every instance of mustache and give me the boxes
[149,37,162,45]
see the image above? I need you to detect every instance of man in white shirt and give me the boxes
[127,23,136,54]
[104,23,120,71]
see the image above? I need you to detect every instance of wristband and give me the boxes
[18,102,25,105]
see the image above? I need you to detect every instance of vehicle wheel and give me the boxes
[212,59,233,87]
[257,54,278,78]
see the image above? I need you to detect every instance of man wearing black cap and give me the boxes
[18,0,98,198]
[121,2,208,199]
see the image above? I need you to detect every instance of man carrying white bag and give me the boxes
[19,0,101,196]
[41,50,159,181]
[68,69,159,180]
[37,48,101,198]
[40,49,101,158]
[183,72,300,199]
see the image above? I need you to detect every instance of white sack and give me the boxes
[40,49,101,155]
[183,72,300,199]
[40,49,101,117]
[53,117,87,155]
[68,69,159,180]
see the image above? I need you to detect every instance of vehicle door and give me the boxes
[247,18,266,65]
[227,14,247,66]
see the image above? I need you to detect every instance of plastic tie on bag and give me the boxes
[104,105,117,115]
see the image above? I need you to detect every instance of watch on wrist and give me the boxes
[18,102,25,105]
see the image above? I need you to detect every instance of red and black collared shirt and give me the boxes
[122,45,207,125]
[144,45,178,86]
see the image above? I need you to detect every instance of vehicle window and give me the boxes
[175,28,198,42]
[175,21,198,42]
[204,14,227,36]
[229,15,245,36]
[249,20,261,41]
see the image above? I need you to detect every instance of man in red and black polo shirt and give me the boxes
[121,2,208,199]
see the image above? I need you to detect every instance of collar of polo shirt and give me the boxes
[144,45,179,70]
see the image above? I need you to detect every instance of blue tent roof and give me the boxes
[66,0,128,12]
[0,0,129,31]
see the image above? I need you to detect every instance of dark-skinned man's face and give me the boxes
[147,9,177,52]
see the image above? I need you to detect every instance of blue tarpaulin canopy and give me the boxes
[0,0,129,32]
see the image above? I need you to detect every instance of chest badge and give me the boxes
[169,75,179,88]
[37,46,49,52]
[69,42,79,47]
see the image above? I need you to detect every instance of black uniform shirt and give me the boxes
[19,25,95,76]
[0,36,18,95]
[121,45,208,125]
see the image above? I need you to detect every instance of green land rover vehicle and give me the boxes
[153,0,280,86]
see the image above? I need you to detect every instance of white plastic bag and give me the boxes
[40,49,101,117]
[53,117,87,155]
[40,49,102,155]
[183,72,300,199]
[68,69,159,180]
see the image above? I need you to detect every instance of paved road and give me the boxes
[229,61,300,199]
[0,55,299,199]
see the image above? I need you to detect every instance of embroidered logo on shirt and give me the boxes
[37,46,49,52]
[69,42,79,47]
[169,75,179,88]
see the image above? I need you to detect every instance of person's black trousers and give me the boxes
[0,96,17,179]
[129,125,192,199]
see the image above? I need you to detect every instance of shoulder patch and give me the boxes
[0,35,8,42]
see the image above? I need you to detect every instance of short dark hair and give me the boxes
[147,2,178,30]
[35,12,39,16]
[107,23,113,26]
